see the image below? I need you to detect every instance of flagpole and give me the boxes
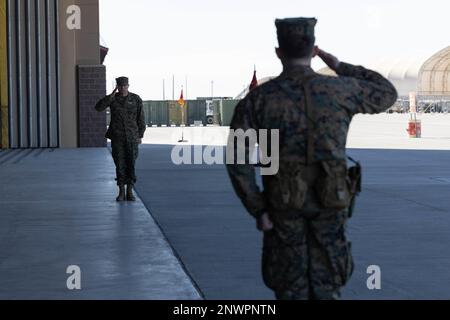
[172,75,175,100]
[178,86,188,143]
[163,79,166,100]
[181,86,184,126]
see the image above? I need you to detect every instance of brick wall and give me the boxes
[77,65,107,148]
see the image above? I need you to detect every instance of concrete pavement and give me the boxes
[2,139,450,299]
[0,148,201,300]
[142,114,450,151]
[135,145,450,300]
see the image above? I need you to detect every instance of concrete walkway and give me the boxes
[0,148,201,300]
[2,143,450,300]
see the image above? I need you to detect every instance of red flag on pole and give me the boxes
[178,88,185,106]
[249,68,258,91]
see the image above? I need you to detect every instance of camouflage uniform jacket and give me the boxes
[226,62,398,218]
[95,92,146,141]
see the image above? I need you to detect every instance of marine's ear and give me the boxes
[275,47,283,60]
[312,45,319,58]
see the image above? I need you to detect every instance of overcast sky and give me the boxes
[99,0,450,100]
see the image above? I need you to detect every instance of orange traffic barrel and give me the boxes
[407,119,421,138]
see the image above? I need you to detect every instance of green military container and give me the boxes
[143,101,169,127]
[220,100,240,126]
[168,101,183,126]
[186,100,206,125]
[143,101,165,126]
[142,99,239,127]
[213,100,222,126]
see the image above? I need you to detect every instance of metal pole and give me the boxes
[172,75,174,100]
[6,0,12,148]
[16,0,23,148]
[180,86,183,126]
[45,0,51,147]
[211,81,214,100]
[163,79,165,100]
[54,0,61,147]
[35,0,42,147]
[25,0,32,147]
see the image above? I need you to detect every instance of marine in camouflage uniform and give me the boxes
[226,18,397,300]
[95,77,146,201]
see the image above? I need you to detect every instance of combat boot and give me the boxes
[116,185,126,202]
[126,184,136,201]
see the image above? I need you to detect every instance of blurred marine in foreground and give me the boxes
[226,17,397,300]
[95,77,146,202]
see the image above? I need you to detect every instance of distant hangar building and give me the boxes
[237,46,450,101]
[418,46,450,99]
[317,46,450,100]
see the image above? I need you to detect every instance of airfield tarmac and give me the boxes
[142,113,450,150]
[144,113,450,150]
[137,113,450,299]
[2,113,450,299]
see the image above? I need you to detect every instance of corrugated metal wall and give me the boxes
[143,100,169,126]
[168,101,182,126]
[7,0,60,148]
[186,100,206,125]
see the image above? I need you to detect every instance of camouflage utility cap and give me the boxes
[276,17,317,57]
[116,77,129,86]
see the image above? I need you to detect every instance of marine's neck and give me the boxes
[282,58,312,70]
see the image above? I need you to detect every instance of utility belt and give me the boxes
[263,158,361,217]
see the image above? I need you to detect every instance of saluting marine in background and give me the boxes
[95,77,146,202]
[226,17,398,300]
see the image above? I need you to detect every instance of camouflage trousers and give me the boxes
[262,208,353,300]
[111,138,139,186]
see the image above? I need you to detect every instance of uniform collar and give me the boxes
[115,92,130,98]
